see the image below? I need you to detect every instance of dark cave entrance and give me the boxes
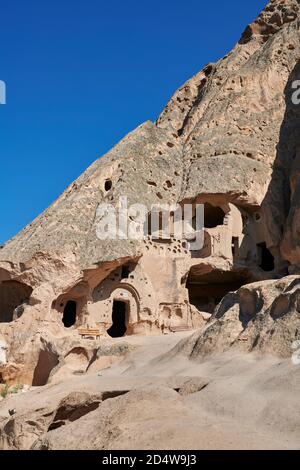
[257,243,275,272]
[107,300,128,338]
[104,179,112,191]
[204,203,225,228]
[62,300,77,328]
[121,265,131,279]
[0,281,32,323]
[187,270,247,313]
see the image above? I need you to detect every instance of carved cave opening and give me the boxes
[107,300,128,338]
[0,281,32,323]
[121,265,131,279]
[187,270,247,313]
[203,203,226,229]
[257,242,275,272]
[62,300,77,328]
[104,179,112,191]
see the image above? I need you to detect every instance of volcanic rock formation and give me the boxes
[1,0,300,388]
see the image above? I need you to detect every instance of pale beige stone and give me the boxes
[0,0,300,399]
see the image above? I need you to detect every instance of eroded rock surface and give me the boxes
[1,342,300,450]
[0,1,300,400]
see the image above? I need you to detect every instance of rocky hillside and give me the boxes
[1,2,300,448]
[0,0,299,273]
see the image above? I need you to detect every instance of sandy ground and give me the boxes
[1,331,300,449]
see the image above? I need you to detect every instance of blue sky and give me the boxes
[0,0,267,244]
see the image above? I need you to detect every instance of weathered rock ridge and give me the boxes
[1,0,300,389]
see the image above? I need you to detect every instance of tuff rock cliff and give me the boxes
[0,0,300,390]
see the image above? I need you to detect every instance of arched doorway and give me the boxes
[107,300,128,337]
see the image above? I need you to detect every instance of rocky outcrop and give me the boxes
[166,275,300,360]
[0,390,103,450]
[0,122,182,268]
[1,344,300,450]
[0,0,300,386]
[265,58,300,271]
[2,1,300,271]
